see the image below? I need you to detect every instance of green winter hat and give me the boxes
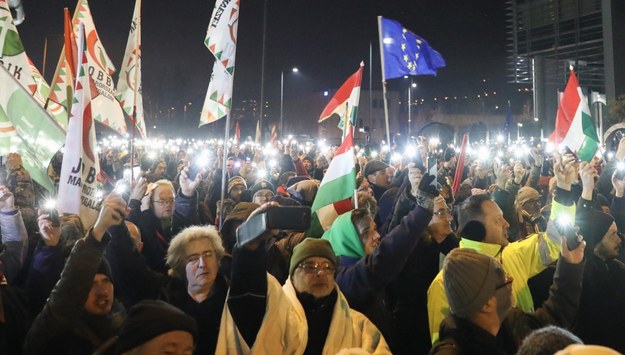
[289,238,338,276]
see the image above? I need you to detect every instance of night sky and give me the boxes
[16,0,511,133]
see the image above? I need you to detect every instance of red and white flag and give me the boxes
[319,62,364,133]
[57,24,102,229]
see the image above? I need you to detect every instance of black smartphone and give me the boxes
[236,206,311,247]
[561,146,581,163]
[555,219,580,250]
[46,208,60,227]
[187,165,202,181]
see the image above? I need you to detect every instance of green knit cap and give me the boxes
[289,238,338,276]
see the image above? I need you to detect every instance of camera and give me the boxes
[42,200,60,227]
[236,206,311,247]
[554,216,580,251]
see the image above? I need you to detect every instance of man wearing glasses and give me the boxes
[216,210,391,353]
[128,170,201,273]
[431,244,585,354]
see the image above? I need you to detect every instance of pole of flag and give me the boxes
[129,0,142,185]
[377,17,392,147]
[219,114,232,229]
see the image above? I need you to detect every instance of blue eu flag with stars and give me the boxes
[379,17,446,79]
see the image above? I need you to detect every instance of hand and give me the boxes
[130,175,148,201]
[92,193,129,241]
[179,168,200,196]
[579,161,597,192]
[414,173,439,212]
[37,212,62,247]
[616,136,625,161]
[243,202,280,250]
[553,152,577,191]
[5,152,22,171]
[560,234,586,265]
[493,160,511,188]
[407,163,424,196]
[513,162,526,184]
[530,148,543,168]
[290,148,299,162]
[612,170,625,198]
[0,186,15,212]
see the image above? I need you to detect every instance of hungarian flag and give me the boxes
[319,62,364,133]
[452,134,467,195]
[117,0,146,138]
[48,0,127,135]
[200,0,239,125]
[234,121,240,143]
[306,130,356,237]
[57,24,101,229]
[551,69,599,162]
[255,120,261,144]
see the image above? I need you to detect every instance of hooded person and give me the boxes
[219,202,260,278]
[513,186,547,240]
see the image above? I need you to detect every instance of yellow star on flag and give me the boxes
[401,43,406,51]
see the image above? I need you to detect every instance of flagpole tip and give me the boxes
[360,61,364,67]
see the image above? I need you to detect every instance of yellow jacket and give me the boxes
[427,200,574,343]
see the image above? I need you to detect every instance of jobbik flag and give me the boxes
[200,0,240,126]
[0,66,65,193]
[378,16,446,79]
[305,129,356,237]
[551,69,599,162]
[57,24,101,229]
[0,0,68,128]
[319,62,364,132]
[48,0,127,135]
[117,0,146,138]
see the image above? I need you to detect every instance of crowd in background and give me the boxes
[0,132,624,354]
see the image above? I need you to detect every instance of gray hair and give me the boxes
[166,225,225,280]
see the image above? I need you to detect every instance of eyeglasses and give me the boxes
[298,262,336,275]
[154,199,174,206]
[496,274,514,290]
[186,250,216,264]
[433,209,452,218]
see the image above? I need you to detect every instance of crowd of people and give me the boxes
[0,133,624,354]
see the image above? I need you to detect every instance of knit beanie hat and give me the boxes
[515,186,541,208]
[227,176,247,194]
[250,179,275,193]
[576,210,614,254]
[96,258,113,282]
[116,300,198,353]
[287,180,320,205]
[443,248,503,319]
[220,202,260,233]
[289,238,337,276]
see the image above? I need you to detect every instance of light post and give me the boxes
[408,80,417,141]
[280,67,298,136]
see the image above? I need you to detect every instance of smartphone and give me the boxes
[555,218,580,250]
[46,208,60,227]
[616,161,625,180]
[561,146,581,163]
[187,165,202,181]
[236,206,311,247]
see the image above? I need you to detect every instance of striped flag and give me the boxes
[319,62,364,132]
[451,134,467,195]
[117,0,146,138]
[551,69,599,162]
[57,24,101,229]
[255,120,261,144]
[48,0,127,134]
[199,0,239,125]
[234,120,240,143]
[306,130,356,237]
[270,123,277,145]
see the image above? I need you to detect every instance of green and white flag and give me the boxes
[0,65,65,192]
[200,0,239,125]
[117,0,146,138]
[306,130,356,237]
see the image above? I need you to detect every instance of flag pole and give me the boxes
[129,0,142,186]
[377,16,392,147]
[219,113,232,229]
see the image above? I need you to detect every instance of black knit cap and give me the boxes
[116,300,198,353]
[96,258,113,282]
[576,210,614,254]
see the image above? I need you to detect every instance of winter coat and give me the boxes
[322,205,432,349]
[0,209,28,283]
[427,198,573,343]
[431,257,584,354]
[127,190,199,273]
[24,232,125,355]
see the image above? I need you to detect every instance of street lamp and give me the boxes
[407,80,417,141]
[280,67,299,136]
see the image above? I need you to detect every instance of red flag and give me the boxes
[234,121,240,143]
[452,134,468,195]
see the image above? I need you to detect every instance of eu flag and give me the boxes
[378,17,446,79]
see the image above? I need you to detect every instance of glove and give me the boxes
[414,173,439,211]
